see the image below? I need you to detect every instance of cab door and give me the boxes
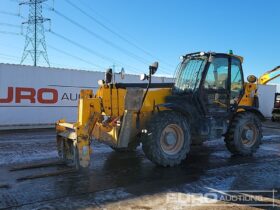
[201,56,230,116]
[230,57,244,107]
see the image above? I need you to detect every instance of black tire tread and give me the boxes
[142,111,191,167]
[225,112,262,156]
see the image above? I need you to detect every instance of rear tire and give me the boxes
[225,112,262,156]
[142,111,191,167]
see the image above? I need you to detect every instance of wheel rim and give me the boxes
[241,122,258,147]
[160,124,184,155]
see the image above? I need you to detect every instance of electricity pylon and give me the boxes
[20,0,50,67]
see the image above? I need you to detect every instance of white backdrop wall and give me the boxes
[277,85,280,93]
[258,84,277,118]
[0,64,173,129]
[1,63,277,129]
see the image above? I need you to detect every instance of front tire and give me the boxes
[225,112,262,156]
[142,111,191,167]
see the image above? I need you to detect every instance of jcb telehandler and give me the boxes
[56,51,265,169]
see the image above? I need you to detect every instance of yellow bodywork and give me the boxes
[56,54,275,168]
[56,80,258,167]
[239,82,257,107]
[239,65,280,109]
[56,84,172,167]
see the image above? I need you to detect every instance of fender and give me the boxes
[156,103,193,122]
[238,106,266,121]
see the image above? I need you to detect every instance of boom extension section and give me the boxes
[259,66,280,85]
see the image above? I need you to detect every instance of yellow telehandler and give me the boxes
[56,51,265,169]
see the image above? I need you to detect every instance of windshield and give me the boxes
[174,57,207,93]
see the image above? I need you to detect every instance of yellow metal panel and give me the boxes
[239,82,257,106]
[78,90,93,125]
[111,88,119,117]
[142,88,172,112]
[102,87,112,116]
[117,88,126,116]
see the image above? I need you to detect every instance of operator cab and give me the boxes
[173,52,244,116]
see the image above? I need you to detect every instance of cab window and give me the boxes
[204,58,228,90]
[202,57,229,113]
[231,58,243,104]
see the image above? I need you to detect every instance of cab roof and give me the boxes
[183,52,244,63]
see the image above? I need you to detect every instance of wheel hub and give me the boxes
[160,124,184,155]
[245,130,254,141]
[165,133,177,145]
[241,123,257,147]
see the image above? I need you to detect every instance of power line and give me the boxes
[78,0,174,69]
[47,62,100,71]
[0,53,90,71]
[1,0,172,75]
[0,52,20,59]
[47,5,171,75]
[0,43,102,71]
[64,1,172,75]
[0,20,138,73]
[49,31,140,74]
[64,0,173,68]
[48,44,105,69]
[0,30,21,36]
[0,10,20,17]
[0,53,21,64]
[44,4,153,66]
[0,22,21,28]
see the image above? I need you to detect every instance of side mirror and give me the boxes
[149,61,158,75]
[120,68,125,80]
[247,75,257,83]
[105,68,113,84]
[140,73,148,81]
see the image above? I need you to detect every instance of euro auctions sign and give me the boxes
[0,64,102,126]
[0,87,80,105]
[0,87,59,104]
